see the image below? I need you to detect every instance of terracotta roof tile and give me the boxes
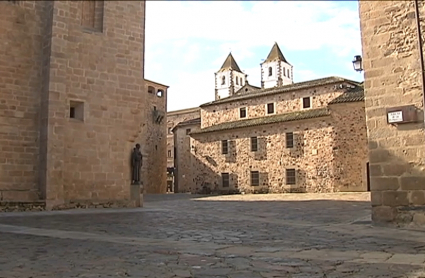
[200,76,361,107]
[191,108,330,135]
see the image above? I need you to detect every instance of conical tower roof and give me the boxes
[218,53,243,73]
[263,42,289,64]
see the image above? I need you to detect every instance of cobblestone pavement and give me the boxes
[1,192,425,278]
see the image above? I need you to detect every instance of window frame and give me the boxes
[222,173,230,187]
[251,171,260,186]
[239,107,247,119]
[221,140,228,154]
[302,97,312,109]
[286,168,296,185]
[251,136,258,152]
[285,132,294,149]
[266,102,275,114]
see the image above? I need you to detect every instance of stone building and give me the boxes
[0,0,167,210]
[173,43,368,194]
[165,107,200,192]
[358,1,425,226]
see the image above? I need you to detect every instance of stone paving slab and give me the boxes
[0,193,425,277]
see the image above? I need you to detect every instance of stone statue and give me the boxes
[131,143,143,185]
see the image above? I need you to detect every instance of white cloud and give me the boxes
[145,1,362,111]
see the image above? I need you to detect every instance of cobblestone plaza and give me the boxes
[0,193,424,277]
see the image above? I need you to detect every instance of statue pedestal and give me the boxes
[130,184,143,207]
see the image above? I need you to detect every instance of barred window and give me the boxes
[251,171,259,186]
[286,169,296,185]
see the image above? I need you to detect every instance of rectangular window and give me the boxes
[186,129,191,135]
[221,140,228,154]
[167,150,172,157]
[222,173,230,187]
[239,107,247,118]
[286,169,296,185]
[81,1,104,32]
[285,132,294,148]
[251,171,260,186]
[267,103,274,114]
[69,100,84,121]
[251,137,258,152]
[302,97,311,109]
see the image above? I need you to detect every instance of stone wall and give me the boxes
[166,107,200,168]
[0,1,48,201]
[43,1,148,208]
[329,102,369,192]
[359,1,425,226]
[143,80,168,194]
[173,121,201,193]
[0,1,154,209]
[201,83,350,128]
[189,107,367,194]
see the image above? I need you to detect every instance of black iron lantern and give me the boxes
[352,55,363,72]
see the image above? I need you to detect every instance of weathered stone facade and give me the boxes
[172,118,201,193]
[143,80,168,194]
[359,0,425,226]
[0,1,167,210]
[172,44,368,195]
[166,107,200,168]
[182,80,368,194]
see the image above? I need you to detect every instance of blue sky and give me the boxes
[144,1,363,112]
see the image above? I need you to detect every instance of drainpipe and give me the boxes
[414,0,425,123]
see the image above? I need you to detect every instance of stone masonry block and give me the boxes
[370,177,400,191]
[381,163,408,177]
[400,176,425,191]
[382,190,409,207]
[372,206,396,223]
[409,190,425,205]
[370,191,382,207]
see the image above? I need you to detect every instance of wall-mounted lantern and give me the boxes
[352,55,363,72]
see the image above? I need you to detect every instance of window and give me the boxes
[240,77,243,84]
[69,100,84,121]
[239,107,247,118]
[268,67,272,76]
[186,128,191,135]
[221,140,228,154]
[267,103,274,114]
[222,173,230,187]
[287,69,290,78]
[221,76,225,85]
[283,67,286,77]
[286,169,296,185]
[167,150,172,157]
[236,78,239,85]
[157,89,164,98]
[251,171,259,186]
[285,132,294,148]
[81,1,104,32]
[251,137,258,152]
[303,97,311,109]
[148,86,155,94]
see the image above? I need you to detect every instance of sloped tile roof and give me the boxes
[200,76,361,107]
[328,85,364,104]
[191,108,330,135]
[217,53,243,73]
[172,117,201,132]
[263,42,289,64]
